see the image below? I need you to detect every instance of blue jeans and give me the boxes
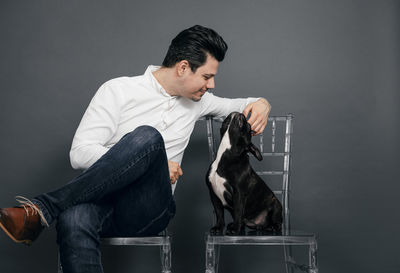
[33,126,176,273]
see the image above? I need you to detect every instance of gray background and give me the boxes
[0,0,399,272]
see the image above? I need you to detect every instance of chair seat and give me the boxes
[101,235,171,246]
[206,230,316,246]
[59,233,172,272]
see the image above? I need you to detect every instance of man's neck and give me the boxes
[152,67,180,97]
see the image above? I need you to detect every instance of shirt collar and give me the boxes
[145,65,176,98]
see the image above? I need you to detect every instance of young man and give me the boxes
[0,25,271,272]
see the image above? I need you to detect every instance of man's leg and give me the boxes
[35,125,167,225]
[0,125,170,244]
[57,132,175,273]
[57,185,174,273]
[56,203,113,273]
[103,140,175,237]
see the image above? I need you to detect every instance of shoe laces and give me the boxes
[15,196,49,227]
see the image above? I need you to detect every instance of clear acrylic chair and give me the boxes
[57,230,172,273]
[204,114,318,273]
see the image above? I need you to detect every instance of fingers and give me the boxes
[243,98,271,135]
[168,161,183,184]
[245,105,259,130]
[246,111,264,135]
[252,119,267,136]
[247,111,257,126]
[243,104,251,119]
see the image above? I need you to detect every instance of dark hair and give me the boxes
[162,25,228,72]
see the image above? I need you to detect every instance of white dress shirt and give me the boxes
[70,65,259,192]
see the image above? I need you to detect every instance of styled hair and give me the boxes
[162,25,228,72]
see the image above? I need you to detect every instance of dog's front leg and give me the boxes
[206,183,225,235]
[226,193,245,235]
[206,168,225,234]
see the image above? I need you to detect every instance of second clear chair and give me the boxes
[204,114,318,273]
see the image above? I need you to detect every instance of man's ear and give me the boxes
[176,60,190,76]
[249,143,263,161]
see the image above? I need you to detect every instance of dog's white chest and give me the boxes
[208,129,231,206]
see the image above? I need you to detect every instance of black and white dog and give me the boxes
[206,112,282,235]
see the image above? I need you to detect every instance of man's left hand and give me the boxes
[243,98,271,136]
[168,160,183,184]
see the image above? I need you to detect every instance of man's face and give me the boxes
[180,54,219,101]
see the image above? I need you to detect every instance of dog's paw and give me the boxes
[226,222,235,230]
[226,222,243,236]
[225,228,244,236]
[225,229,238,236]
[210,225,224,235]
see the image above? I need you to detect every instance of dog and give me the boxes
[206,112,282,235]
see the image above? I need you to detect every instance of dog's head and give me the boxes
[220,112,262,161]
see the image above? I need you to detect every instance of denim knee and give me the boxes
[124,125,164,148]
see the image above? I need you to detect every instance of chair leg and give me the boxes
[205,239,218,273]
[309,241,318,273]
[216,245,221,273]
[57,251,63,273]
[283,245,295,273]
[160,237,172,273]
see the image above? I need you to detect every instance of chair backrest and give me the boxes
[205,114,294,232]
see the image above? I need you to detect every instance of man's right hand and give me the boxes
[168,161,183,184]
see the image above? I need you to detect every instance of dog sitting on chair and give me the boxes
[206,112,282,235]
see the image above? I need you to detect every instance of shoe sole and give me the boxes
[0,221,32,245]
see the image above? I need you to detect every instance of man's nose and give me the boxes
[206,77,215,89]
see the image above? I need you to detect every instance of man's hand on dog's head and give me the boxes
[243,98,271,136]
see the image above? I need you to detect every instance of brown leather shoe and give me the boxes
[0,196,48,245]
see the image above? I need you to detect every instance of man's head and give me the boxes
[155,25,228,101]
[162,25,228,73]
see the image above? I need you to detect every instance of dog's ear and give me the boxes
[248,143,263,161]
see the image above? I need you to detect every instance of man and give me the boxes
[0,25,270,272]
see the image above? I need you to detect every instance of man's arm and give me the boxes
[199,92,271,135]
[70,82,122,170]
[199,92,259,118]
